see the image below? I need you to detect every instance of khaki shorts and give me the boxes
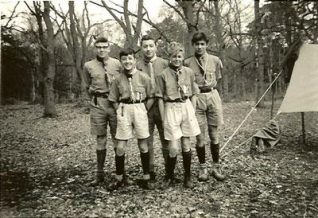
[90,97,117,137]
[196,89,224,127]
[115,103,150,140]
[164,99,201,140]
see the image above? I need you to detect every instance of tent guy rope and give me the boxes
[220,69,283,156]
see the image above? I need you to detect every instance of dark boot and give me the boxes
[140,152,154,190]
[182,150,193,188]
[95,149,106,185]
[210,143,220,163]
[210,143,225,181]
[196,146,208,181]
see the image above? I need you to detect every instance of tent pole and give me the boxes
[301,112,306,146]
[270,74,277,119]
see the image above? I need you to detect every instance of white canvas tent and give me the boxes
[278,44,318,114]
[277,44,318,145]
[220,44,318,155]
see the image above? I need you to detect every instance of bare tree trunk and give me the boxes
[69,1,86,101]
[214,0,225,97]
[179,1,196,57]
[233,69,238,99]
[254,0,265,107]
[42,1,57,117]
[0,47,2,105]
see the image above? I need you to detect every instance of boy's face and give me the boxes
[120,54,136,71]
[95,42,110,59]
[142,39,157,59]
[193,40,208,56]
[169,51,184,68]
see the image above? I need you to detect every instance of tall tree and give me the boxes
[254,0,265,107]
[52,1,107,101]
[42,1,57,117]
[25,1,57,116]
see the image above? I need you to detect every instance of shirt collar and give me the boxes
[144,55,157,64]
[124,68,137,78]
[195,52,207,62]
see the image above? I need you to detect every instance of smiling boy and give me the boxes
[108,48,154,190]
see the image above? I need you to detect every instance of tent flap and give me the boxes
[278,44,318,113]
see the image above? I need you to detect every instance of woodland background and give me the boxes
[1,0,317,116]
[1,1,318,217]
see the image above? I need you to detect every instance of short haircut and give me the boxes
[168,42,184,56]
[95,37,108,45]
[140,35,155,45]
[119,48,135,59]
[191,32,209,44]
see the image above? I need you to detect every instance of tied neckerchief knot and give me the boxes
[170,64,183,98]
[125,70,136,102]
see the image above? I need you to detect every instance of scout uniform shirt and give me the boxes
[83,57,122,94]
[136,56,169,94]
[184,53,222,91]
[155,66,199,101]
[108,68,153,103]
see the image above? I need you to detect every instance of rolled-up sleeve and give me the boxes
[83,64,91,91]
[216,58,223,80]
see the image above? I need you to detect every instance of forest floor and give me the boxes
[0,102,317,218]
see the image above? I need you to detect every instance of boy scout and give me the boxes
[83,37,121,185]
[156,42,201,188]
[184,32,225,181]
[136,35,169,181]
[108,48,154,189]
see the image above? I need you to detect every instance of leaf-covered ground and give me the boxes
[0,102,317,217]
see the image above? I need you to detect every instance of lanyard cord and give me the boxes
[195,55,208,81]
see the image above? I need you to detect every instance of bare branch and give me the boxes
[163,0,187,22]
[194,0,206,27]
[24,1,36,16]
[143,6,170,42]
[133,0,144,42]
[89,0,127,35]
[4,2,20,28]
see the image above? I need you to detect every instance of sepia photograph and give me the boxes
[1,0,317,217]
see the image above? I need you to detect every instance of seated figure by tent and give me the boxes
[250,120,280,156]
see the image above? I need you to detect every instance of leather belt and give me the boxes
[165,97,189,103]
[92,92,109,105]
[120,99,146,104]
[199,87,215,93]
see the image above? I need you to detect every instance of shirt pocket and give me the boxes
[135,86,146,101]
[179,81,191,96]
[205,69,216,86]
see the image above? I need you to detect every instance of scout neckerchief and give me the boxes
[97,56,113,86]
[195,53,209,85]
[125,68,137,102]
[98,56,116,86]
[170,64,184,98]
[145,56,157,90]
